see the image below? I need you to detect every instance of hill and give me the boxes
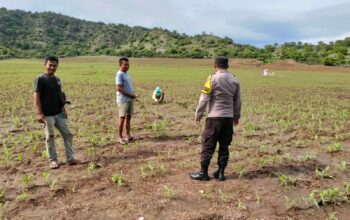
[0,7,349,66]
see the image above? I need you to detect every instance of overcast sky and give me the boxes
[1,0,349,47]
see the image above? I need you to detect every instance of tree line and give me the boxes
[0,7,349,66]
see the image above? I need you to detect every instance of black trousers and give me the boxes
[200,117,234,170]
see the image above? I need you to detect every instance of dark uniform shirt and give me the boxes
[34,73,64,116]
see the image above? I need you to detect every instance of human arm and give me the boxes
[116,73,137,99]
[152,90,157,101]
[195,75,212,123]
[33,92,45,123]
[195,93,209,123]
[116,85,137,98]
[233,83,241,125]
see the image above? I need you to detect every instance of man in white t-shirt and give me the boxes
[116,57,137,144]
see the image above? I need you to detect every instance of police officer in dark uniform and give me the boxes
[190,57,241,181]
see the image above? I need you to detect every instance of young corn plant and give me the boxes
[16,153,23,162]
[16,192,28,202]
[50,179,58,191]
[87,162,95,176]
[163,185,176,199]
[22,174,32,190]
[41,171,50,184]
[198,190,209,199]
[315,166,335,179]
[237,199,247,210]
[1,145,11,166]
[277,174,298,186]
[254,191,261,207]
[327,143,343,153]
[298,154,316,162]
[216,188,227,202]
[178,160,186,169]
[336,161,347,172]
[327,212,338,220]
[318,187,346,206]
[111,172,124,187]
[284,195,298,209]
[233,164,246,179]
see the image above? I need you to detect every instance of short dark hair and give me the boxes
[45,56,59,64]
[215,56,229,69]
[119,57,129,65]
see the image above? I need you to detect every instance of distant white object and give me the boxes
[263,69,270,76]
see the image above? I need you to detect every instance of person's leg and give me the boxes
[117,102,127,143]
[118,116,125,140]
[125,115,132,139]
[125,101,134,140]
[45,116,57,161]
[214,118,233,181]
[190,118,218,181]
[55,114,74,162]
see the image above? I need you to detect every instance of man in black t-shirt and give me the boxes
[34,56,77,169]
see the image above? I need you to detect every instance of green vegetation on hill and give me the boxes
[0,7,349,66]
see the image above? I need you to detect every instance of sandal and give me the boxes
[49,160,59,169]
[126,137,134,142]
[118,139,127,145]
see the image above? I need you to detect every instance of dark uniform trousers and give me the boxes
[201,117,234,172]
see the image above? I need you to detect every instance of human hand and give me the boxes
[233,119,239,126]
[36,113,45,123]
[132,93,138,99]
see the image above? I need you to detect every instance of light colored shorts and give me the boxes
[118,101,134,117]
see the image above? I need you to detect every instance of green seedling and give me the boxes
[237,199,247,210]
[41,150,48,159]
[87,146,96,157]
[336,161,347,172]
[327,143,343,153]
[234,164,246,179]
[0,191,5,200]
[87,162,95,176]
[50,179,58,191]
[198,190,209,199]
[163,185,176,198]
[284,195,296,209]
[16,192,27,202]
[41,171,50,184]
[343,182,350,197]
[319,187,344,205]
[16,153,23,162]
[217,188,226,202]
[327,212,338,220]
[140,166,146,178]
[1,145,11,165]
[277,174,298,186]
[111,172,124,187]
[254,191,261,206]
[22,174,32,189]
[315,166,334,179]
[298,154,316,162]
[157,163,166,175]
[179,160,186,169]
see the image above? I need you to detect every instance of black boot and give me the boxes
[213,168,225,181]
[190,165,210,181]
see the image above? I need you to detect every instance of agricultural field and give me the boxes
[0,57,350,219]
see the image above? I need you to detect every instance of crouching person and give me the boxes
[152,86,164,103]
